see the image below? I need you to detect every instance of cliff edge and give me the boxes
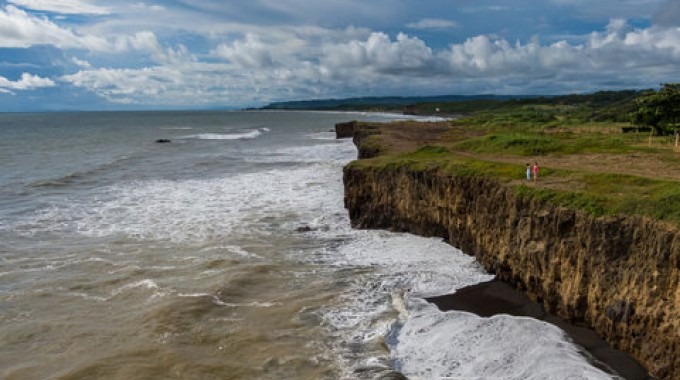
[343,124,680,379]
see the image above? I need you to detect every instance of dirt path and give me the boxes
[460,151,680,182]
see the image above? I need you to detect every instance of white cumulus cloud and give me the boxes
[0,72,56,93]
[213,34,277,68]
[57,20,680,107]
[323,32,435,73]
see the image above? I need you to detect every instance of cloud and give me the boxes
[653,0,680,26]
[213,34,277,68]
[57,20,680,107]
[8,0,111,15]
[0,72,56,93]
[112,31,195,63]
[0,4,188,65]
[71,56,91,68]
[5,0,677,109]
[323,32,435,74]
[443,21,680,77]
[0,5,109,49]
[407,18,459,30]
[131,3,165,12]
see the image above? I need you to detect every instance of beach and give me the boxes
[427,280,652,380]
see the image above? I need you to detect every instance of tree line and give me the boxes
[631,83,680,135]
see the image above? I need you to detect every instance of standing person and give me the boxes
[533,161,539,182]
[526,163,531,181]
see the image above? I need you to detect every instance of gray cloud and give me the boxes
[653,0,680,26]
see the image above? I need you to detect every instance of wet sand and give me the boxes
[426,280,654,380]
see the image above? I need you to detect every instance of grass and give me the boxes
[357,150,680,224]
[455,133,564,156]
[454,132,644,156]
[346,100,680,225]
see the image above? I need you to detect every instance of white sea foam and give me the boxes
[319,228,618,379]
[353,111,453,122]
[66,291,109,302]
[176,293,280,308]
[181,128,266,140]
[9,159,348,243]
[393,298,618,380]
[246,140,357,165]
[110,279,169,300]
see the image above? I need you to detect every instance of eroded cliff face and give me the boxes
[335,121,358,139]
[344,164,680,379]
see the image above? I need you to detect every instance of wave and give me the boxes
[26,154,138,189]
[393,298,617,379]
[8,159,349,243]
[316,228,616,379]
[182,128,267,140]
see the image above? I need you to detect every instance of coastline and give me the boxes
[342,120,680,379]
[427,280,652,379]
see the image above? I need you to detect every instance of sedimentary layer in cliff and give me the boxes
[344,153,680,379]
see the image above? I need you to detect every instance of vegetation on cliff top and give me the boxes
[348,86,680,225]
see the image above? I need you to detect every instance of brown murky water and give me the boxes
[0,111,621,380]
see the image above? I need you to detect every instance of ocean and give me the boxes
[0,110,620,379]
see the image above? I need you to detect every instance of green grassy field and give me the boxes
[349,96,680,225]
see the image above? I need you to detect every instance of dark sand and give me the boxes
[426,280,654,380]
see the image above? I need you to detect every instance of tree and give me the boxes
[631,83,680,136]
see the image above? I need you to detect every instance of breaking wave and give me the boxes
[181,128,269,140]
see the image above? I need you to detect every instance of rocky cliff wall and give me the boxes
[343,164,680,379]
[335,120,358,139]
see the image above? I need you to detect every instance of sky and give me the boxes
[0,0,679,111]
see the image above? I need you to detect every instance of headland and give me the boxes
[339,93,680,379]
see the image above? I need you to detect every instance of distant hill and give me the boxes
[261,95,532,111]
[260,90,644,123]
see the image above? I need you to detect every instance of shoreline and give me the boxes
[426,280,653,380]
[342,119,680,378]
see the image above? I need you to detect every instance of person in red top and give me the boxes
[533,161,539,182]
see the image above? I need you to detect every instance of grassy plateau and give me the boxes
[348,91,680,225]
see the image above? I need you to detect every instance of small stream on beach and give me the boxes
[0,110,621,379]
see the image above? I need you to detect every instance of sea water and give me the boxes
[0,110,619,379]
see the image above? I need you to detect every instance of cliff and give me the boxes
[344,139,680,379]
[335,120,358,139]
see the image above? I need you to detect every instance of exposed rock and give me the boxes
[606,300,636,324]
[335,120,358,139]
[343,157,680,379]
